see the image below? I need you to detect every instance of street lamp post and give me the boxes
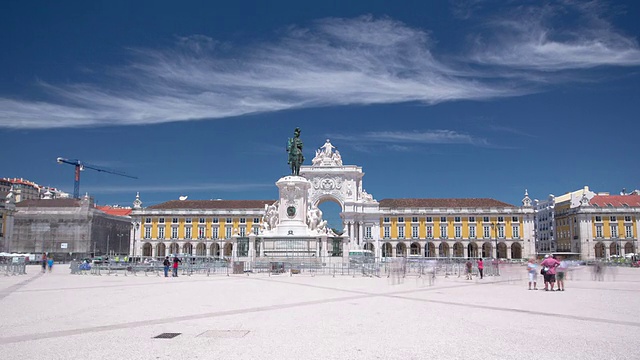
[492,222,500,276]
[491,222,498,259]
[116,233,125,257]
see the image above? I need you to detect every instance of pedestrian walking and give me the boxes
[172,256,181,277]
[41,253,47,273]
[465,259,473,280]
[556,256,568,291]
[47,256,54,273]
[163,256,170,277]
[527,257,538,290]
[477,258,484,279]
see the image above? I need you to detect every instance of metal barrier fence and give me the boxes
[68,258,532,281]
[1,262,27,276]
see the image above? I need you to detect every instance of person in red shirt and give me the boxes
[172,256,182,277]
[477,258,484,279]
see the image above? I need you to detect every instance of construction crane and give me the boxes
[56,157,138,199]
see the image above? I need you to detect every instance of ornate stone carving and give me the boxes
[522,189,532,208]
[262,202,279,231]
[359,189,375,203]
[133,192,142,209]
[311,139,343,167]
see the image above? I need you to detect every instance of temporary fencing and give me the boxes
[1,261,27,276]
[68,256,533,282]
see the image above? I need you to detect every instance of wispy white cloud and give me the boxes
[85,182,273,194]
[0,16,519,129]
[1,8,638,130]
[329,130,490,149]
[470,1,640,70]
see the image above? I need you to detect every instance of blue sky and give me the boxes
[1,0,639,226]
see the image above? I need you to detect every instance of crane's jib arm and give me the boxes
[81,164,138,179]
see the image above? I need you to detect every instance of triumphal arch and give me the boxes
[132,130,534,262]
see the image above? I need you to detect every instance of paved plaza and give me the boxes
[0,264,638,359]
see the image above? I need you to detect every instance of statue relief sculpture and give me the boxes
[287,127,304,176]
[311,139,343,167]
[306,205,328,234]
[262,203,279,231]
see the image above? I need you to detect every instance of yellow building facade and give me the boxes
[553,192,639,259]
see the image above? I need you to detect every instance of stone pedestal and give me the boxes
[274,176,311,237]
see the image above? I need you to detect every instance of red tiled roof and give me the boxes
[589,195,640,208]
[379,198,516,208]
[16,198,81,207]
[3,178,38,188]
[97,206,133,216]
[147,200,276,210]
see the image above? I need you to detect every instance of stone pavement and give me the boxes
[0,264,638,359]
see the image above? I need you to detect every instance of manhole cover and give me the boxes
[154,333,181,339]
[197,330,250,338]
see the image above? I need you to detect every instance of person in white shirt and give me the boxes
[526,257,538,290]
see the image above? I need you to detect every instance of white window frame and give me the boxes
[365,226,372,239]
[411,225,419,239]
[440,225,448,239]
[171,226,178,239]
[383,226,390,239]
[426,225,433,239]
[610,225,618,238]
[498,226,505,239]
[483,226,490,239]
[185,226,192,239]
[198,226,206,239]
[469,226,476,239]
[158,226,165,240]
[212,227,219,239]
[625,225,633,238]
[144,226,151,239]
[454,225,461,239]
[226,227,232,239]
[512,226,520,239]
[398,226,405,239]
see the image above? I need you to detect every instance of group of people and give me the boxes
[527,254,568,291]
[41,253,54,273]
[163,256,182,277]
[465,258,484,280]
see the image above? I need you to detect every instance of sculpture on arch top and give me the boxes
[287,127,304,176]
[311,139,343,167]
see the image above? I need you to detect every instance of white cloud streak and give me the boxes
[330,130,490,148]
[471,1,640,70]
[0,16,518,129]
[84,182,273,194]
[1,8,639,129]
